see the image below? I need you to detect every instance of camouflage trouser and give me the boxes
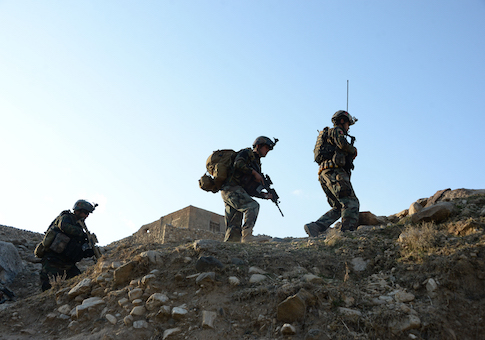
[315,168,359,231]
[221,185,260,236]
[40,258,80,291]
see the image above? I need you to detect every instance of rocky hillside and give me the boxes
[0,188,484,340]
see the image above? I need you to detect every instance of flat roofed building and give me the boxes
[134,206,225,244]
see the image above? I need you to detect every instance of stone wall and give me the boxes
[134,206,225,244]
[132,223,224,244]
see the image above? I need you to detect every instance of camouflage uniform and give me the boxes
[40,211,92,291]
[307,126,360,235]
[221,148,266,242]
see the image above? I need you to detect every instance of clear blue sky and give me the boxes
[1,1,484,245]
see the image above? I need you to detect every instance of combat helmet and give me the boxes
[252,136,278,150]
[73,200,96,213]
[331,110,358,126]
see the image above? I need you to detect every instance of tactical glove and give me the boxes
[83,248,95,258]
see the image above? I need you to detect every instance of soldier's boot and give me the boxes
[340,218,358,232]
[304,222,321,237]
[241,228,271,243]
[224,227,242,243]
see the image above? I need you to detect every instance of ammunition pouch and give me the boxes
[199,174,218,193]
[332,151,346,168]
[49,232,71,254]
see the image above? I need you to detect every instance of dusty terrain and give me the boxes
[0,188,484,340]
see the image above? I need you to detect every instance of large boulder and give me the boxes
[411,202,456,224]
[425,188,485,208]
[408,202,424,215]
[425,189,451,208]
[114,261,136,285]
[0,241,23,284]
[358,212,387,226]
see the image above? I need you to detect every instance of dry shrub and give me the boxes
[398,222,440,252]
[48,272,67,290]
[444,218,483,236]
[324,228,343,247]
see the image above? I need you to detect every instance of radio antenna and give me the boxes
[346,80,349,111]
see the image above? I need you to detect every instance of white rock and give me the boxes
[157,305,171,317]
[128,287,143,301]
[202,310,217,329]
[228,276,240,286]
[395,291,415,303]
[192,239,221,252]
[130,306,146,316]
[105,314,117,325]
[45,312,57,320]
[249,274,267,283]
[75,297,105,319]
[172,307,188,320]
[140,250,164,265]
[196,272,216,285]
[82,297,105,306]
[68,278,92,297]
[133,320,149,329]
[118,297,129,307]
[249,266,267,274]
[141,274,156,286]
[67,321,79,331]
[111,261,122,269]
[281,323,297,335]
[57,304,71,315]
[123,315,134,326]
[163,327,182,340]
[426,278,438,292]
[146,293,169,311]
[351,257,368,272]
[302,274,324,284]
[132,299,143,306]
[379,295,394,303]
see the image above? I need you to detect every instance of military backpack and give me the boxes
[199,149,237,193]
[313,127,336,164]
[34,211,72,258]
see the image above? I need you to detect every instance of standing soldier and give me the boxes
[221,136,276,243]
[304,110,359,237]
[38,200,96,291]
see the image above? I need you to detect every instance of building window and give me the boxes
[209,221,220,233]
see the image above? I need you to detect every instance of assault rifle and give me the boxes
[260,174,284,217]
[244,155,284,216]
[344,134,356,174]
[78,204,101,260]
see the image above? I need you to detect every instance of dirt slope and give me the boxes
[0,190,484,340]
